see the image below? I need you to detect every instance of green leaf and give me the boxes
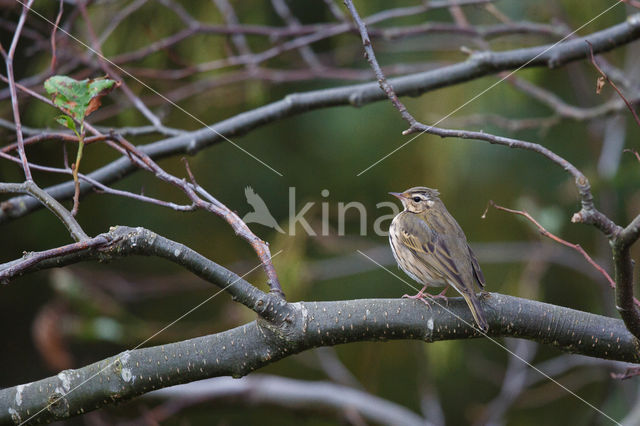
[44,75,120,122]
[55,114,77,133]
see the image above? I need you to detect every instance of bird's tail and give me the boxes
[461,292,489,332]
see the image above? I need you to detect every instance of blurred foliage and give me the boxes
[1,0,640,424]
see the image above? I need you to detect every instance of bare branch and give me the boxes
[0,0,35,181]
[484,201,621,298]
[343,0,416,126]
[271,0,323,70]
[147,375,430,426]
[0,234,108,284]
[109,0,492,64]
[3,17,640,224]
[49,0,64,71]
[611,367,640,380]
[612,215,640,338]
[110,134,284,296]
[0,225,282,318]
[504,74,635,122]
[587,41,640,127]
[0,181,88,242]
[1,293,638,424]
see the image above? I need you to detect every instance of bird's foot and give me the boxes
[402,288,449,308]
[430,287,449,305]
[402,291,435,310]
[402,292,425,300]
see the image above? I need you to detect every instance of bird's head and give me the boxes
[389,186,441,214]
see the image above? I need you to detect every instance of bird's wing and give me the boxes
[467,245,485,288]
[396,219,465,289]
[245,186,270,211]
[429,232,469,290]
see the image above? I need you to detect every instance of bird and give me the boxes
[242,186,285,233]
[388,186,488,332]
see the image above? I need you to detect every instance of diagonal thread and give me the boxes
[357,249,620,426]
[356,1,624,176]
[20,250,283,425]
[12,0,283,176]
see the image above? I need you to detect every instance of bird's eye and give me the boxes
[412,197,421,202]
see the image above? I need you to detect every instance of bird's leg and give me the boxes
[430,285,450,305]
[403,285,450,309]
[402,285,436,310]
[402,284,428,300]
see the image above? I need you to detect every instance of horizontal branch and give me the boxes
[1,293,639,424]
[2,15,640,222]
[0,226,287,320]
[148,375,430,426]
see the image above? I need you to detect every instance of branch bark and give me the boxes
[2,15,640,222]
[0,181,88,242]
[612,221,640,338]
[1,293,638,425]
[0,226,286,319]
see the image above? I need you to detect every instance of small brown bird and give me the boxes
[389,187,488,332]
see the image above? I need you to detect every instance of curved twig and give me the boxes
[0,181,88,242]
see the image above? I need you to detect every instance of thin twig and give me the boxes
[587,41,640,128]
[343,0,416,127]
[0,0,35,181]
[0,181,88,242]
[624,148,640,163]
[110,133,284,296]
[77,1,169,132]
[621,0,640,9]
[0,147,196,211]
[483,201,640,307]
[611,367,640,380]
[271,0,323,70]
[1,133,106,153]
[50,0,64,71]
[0,235,108,283]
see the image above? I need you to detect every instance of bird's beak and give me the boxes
[389,192,405,200]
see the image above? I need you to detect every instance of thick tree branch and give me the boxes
[1,293,638,425]
[612,219,640,338]
[2,15,640,222]
[0,226,287,320]
[579,49,640,338]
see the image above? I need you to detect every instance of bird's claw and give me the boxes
[402,290,450,309]
[402,293,425,300]
[402,292,434,310]
[431,293,449,306]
